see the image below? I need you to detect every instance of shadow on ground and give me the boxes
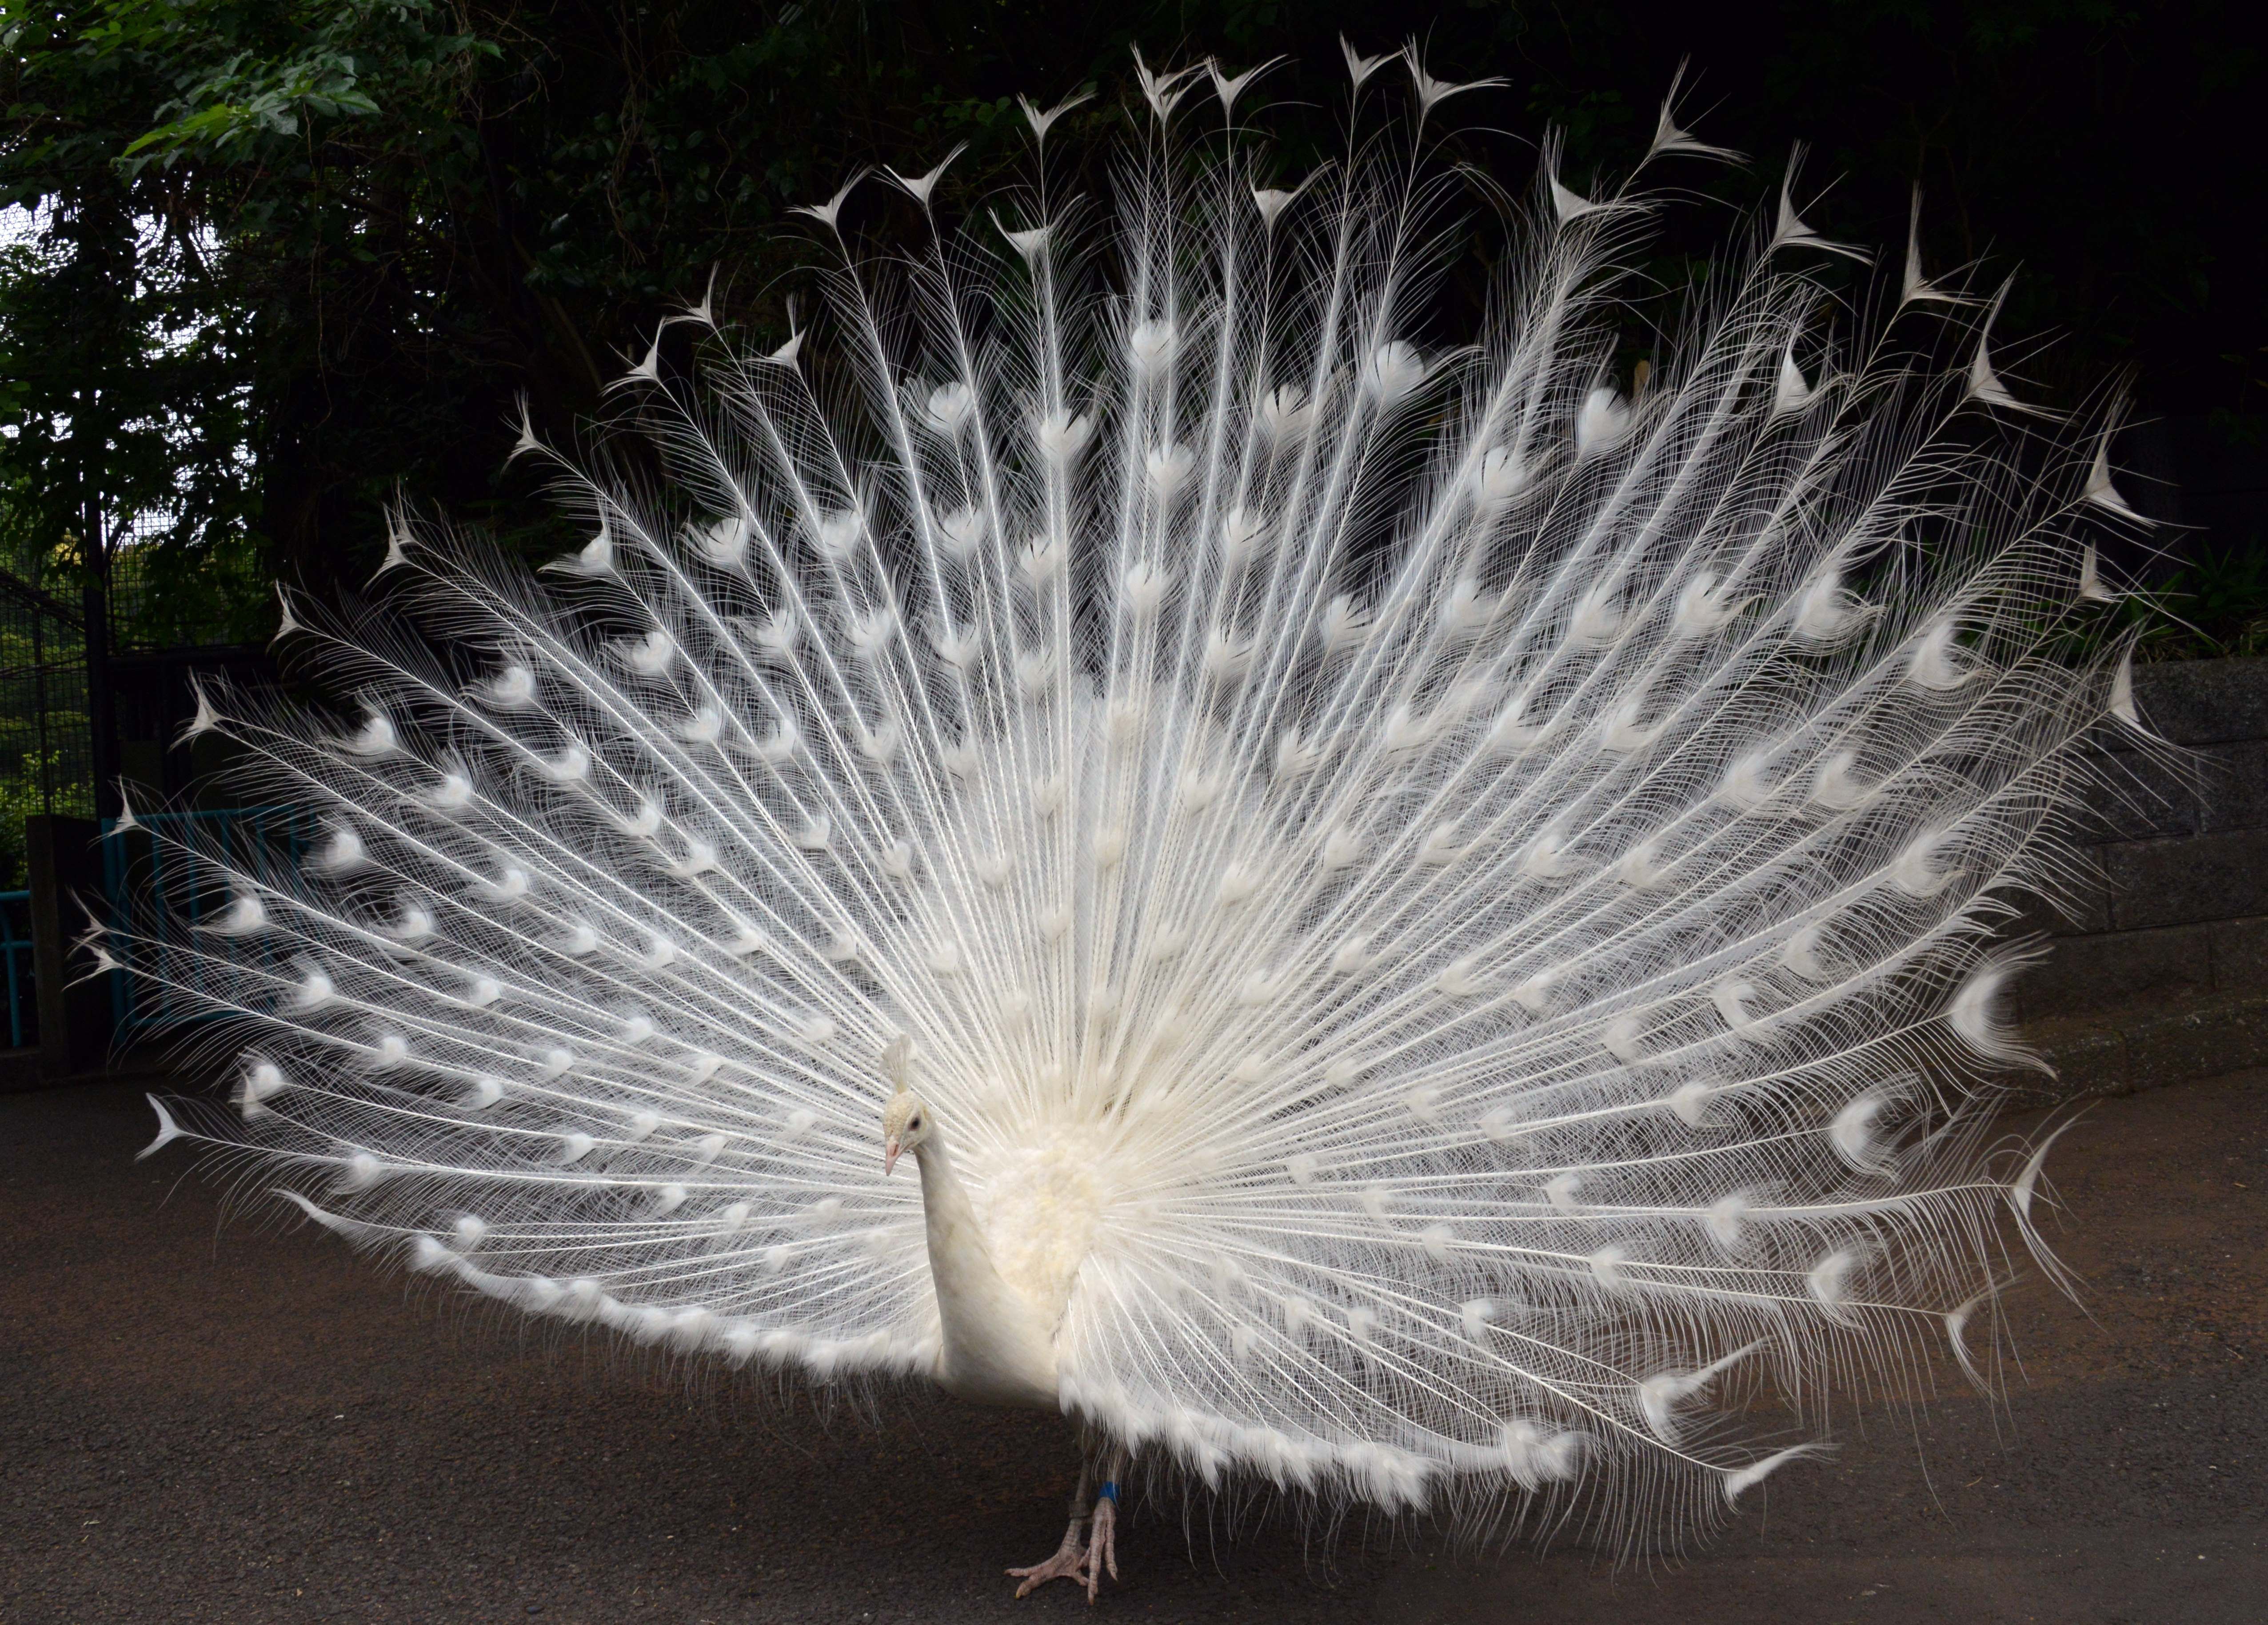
[3,1074,2262,1623]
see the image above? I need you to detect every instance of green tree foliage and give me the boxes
[0,0,2259,607]
[0,0,259,635]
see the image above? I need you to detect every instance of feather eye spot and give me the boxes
[148,101,2131,1517]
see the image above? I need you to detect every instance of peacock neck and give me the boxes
[912,1127,1061,1410]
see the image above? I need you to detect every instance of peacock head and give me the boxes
[881,1092,931,1175]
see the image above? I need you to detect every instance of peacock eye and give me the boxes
[909,1115,923,1130]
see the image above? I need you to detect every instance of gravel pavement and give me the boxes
[4,1073,2262,1624]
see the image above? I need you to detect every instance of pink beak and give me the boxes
[883,1138,902,1176]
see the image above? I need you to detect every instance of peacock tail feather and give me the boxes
[126,47,2151,1543]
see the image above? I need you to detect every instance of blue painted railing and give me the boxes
[0,889,33,1049]
[102,806,316,1038]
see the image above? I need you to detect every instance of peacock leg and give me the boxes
[1081,1446,1128,1602]
[1007,1459,1092,1598]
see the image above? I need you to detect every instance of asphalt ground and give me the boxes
[3,1072,2262,1624]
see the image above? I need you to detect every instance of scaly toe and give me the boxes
[1086,1501,1119,1603]
[1009,1536,1090,1598]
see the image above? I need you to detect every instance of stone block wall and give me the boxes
[2012,656,2268,1029]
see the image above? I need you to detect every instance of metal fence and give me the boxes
[0,568,89,1052]
[0,496,282,1057]
[0,569,95,897]
[0,888,34,1049]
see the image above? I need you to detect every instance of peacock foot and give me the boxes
[1084,1493,1119,1601]
[1008,1514,1090,1598]
[1009,1481,1120,1603]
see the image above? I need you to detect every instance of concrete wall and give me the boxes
[2010,656,2268,1097]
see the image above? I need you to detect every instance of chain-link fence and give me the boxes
[0,521,278,1059]
[0,570,95,893]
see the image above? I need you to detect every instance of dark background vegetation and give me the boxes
[0,0,2261,636]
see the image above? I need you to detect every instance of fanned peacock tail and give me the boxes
[126,47,2152,1545]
